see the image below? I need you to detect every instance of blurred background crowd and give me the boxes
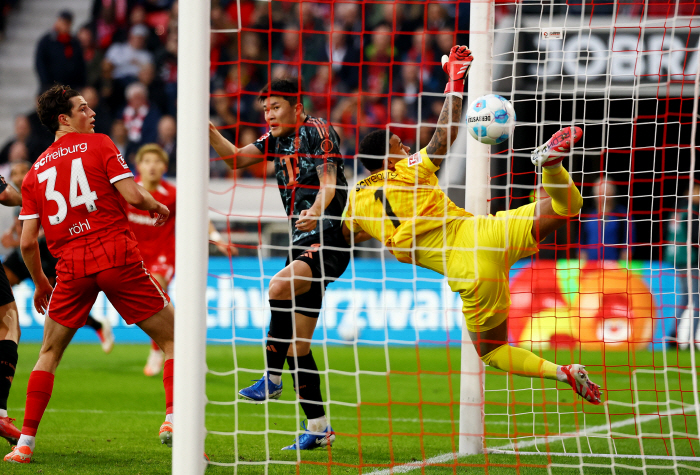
[0,0,697,264]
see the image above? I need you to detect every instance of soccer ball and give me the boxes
[466,94,516,145]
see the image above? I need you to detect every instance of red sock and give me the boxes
[22,371,55,437]
[163,359,173,415]
[151,339,160,351]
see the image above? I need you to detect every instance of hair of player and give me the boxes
[135,143,169,167]
[358,129,390,172]
[37,84,81,134]
[258,77,301,107]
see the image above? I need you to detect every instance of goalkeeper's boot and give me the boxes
[0,417,21,445]
[159,421,173,448]
[96,317,115,354]
[281,421,335,451]
[531,126,583,167]
[238,373,282,402]
[4,445,32,463]
[560,364,601,405]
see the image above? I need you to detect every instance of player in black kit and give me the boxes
[0,173,24,445]
[210,78,348,450]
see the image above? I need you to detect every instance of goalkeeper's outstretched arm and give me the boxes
[426,45,473,166]
[209,121,264,169]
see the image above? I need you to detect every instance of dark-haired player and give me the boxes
[5,85,175,464]
[210,78,348,450]
[344,46,601,405]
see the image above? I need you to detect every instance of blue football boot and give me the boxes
[281,420,335,450]
[238,373,283,402]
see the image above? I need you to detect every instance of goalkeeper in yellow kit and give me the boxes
[342,45,601,405]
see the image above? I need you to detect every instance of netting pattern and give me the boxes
[205,0,700,472]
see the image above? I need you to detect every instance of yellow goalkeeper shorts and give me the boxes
[414,202,539,332]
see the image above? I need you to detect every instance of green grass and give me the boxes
[2,343,700,474]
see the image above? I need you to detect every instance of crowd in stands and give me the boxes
[0,0,695,180]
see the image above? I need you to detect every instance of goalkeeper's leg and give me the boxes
[530,126,584,241]
[469,319,601,404]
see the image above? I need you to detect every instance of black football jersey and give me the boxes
[252,116,347,244]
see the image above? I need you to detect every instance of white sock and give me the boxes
[166,413,174,424]
[0,409,8,417]
[17,434,35,451]
[307,415,327,432]
[268,373,282,385]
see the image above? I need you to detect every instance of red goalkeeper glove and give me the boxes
[442,45,473,97]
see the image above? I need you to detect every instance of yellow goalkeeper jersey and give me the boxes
[344,148,472,263]
[345,148,540,332]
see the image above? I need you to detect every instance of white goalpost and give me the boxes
[459,0,495,456]
[173,0,210,473]
[174,0,700,473]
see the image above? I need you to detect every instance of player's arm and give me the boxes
[209,121,264,169]
[113,177,170,226]
[425,46,472,167]
[295,162,338,232]
[20,218,53,314]
[342,221,373,244]
[0,184,21,207]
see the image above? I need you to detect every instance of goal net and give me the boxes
[183,0,700,472]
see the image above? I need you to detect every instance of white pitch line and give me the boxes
[490,450,700,463]
[368,405,699,475]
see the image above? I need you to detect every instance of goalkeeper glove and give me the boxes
[441,45,473,98]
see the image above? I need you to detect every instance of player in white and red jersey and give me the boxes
[126,144,175,376]
[127,143,229,377]
[5,85,176,464]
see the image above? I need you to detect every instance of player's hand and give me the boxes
[33,275,53,315]
[150,202,170,226]
[295,209,319,232]
[442,45,473,96]
[209,122,239,152]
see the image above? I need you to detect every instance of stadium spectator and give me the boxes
[138,62,171,116]
[156,115,176,173]
[122,81,161,160]
[81,86,112,136]
[34,10,86,93]
[104,24,154,85]
[580,177,635,262]
[363,23,394,94]
[328,29,360,92]
[90,0,130,50]
[77,24,103,88]
[390,97,417,150]
[665,183,700,348]
[0,116,43,164]
[110,119,129,160]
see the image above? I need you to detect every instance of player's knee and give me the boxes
[268,278,292,301]
[479,345,503,368]
[291,340,311,357]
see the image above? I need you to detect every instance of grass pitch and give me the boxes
[2,343,699,474]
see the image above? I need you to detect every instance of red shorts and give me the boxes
[144,255,175,284]
[47,261,170,329]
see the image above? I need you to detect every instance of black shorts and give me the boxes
[3,239,57,283]
[0,264,14,307]
[286,228,351,292]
